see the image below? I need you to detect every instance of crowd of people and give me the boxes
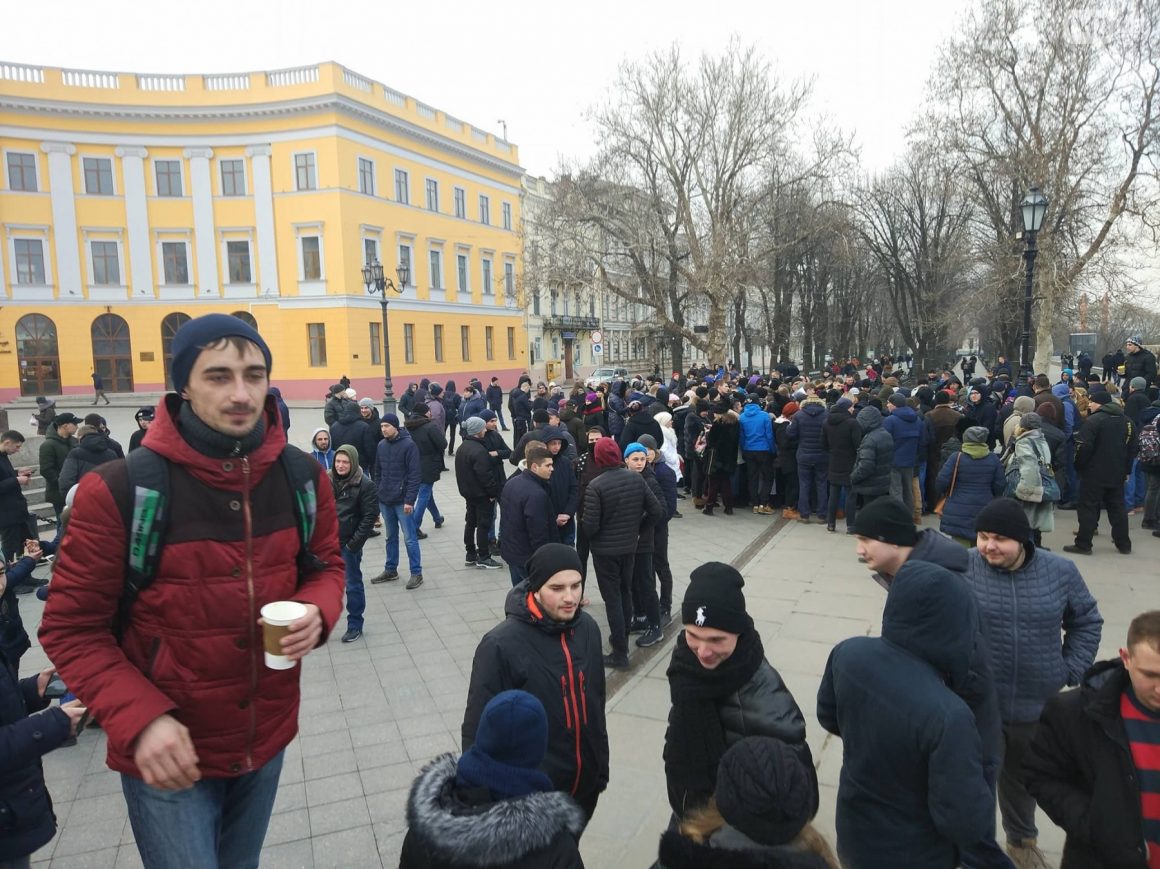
[0,317,1157,868]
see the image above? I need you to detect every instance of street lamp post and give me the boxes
[362,259,409,416]
[1018,186,1049,387]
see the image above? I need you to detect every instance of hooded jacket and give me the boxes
[426,396,447,433]
[328,402,376,473]
[881,404,925,468]
[443,382,463,426]
[1050,382,1080,436]
[310,427,335,470]
[935,447,1005,540]
[817,561,995,867]
[37,429,75,510]
[964,390,999,447]
[462,393,487,421]
[963,547,1103,724]
[375,427,421,507]
[787,401,827,466]
[57,430,119,496]
[38,394,344,779]
[462,586,609,806]
[657,827,830,869]
[849,407,893,496]
[329,446,377,552]
[821,406,861,485]
[739,403,775,452]
[400,754,585,869]
[406,416,449,484]
[1075,401,1136,481]
[617,411,664,453]
[705,411,741,474]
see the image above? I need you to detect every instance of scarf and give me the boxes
[178,401,266,458]
[961,442,990,459]
[663,625,765,815]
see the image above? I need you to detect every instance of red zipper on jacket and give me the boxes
[559,631,583,795]
[242,456,257,772]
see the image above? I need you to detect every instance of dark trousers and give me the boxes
[705,471,733,508]
[826,483,852,528]
[654,522,673,611]
[775,466,798,509]
[593,552,635,656]
[689,458,705,500]
[577,523,592,579]
[1074,480,1130,551]
[446,419,458,455]
[463,498,494,560]
[0,523,28,564]
[797,459,828,518]
[743,451,773,507]
[513,417,529,442]
[998,721,1040,844]
[1144,468,1160,523]
[630,551,659,628]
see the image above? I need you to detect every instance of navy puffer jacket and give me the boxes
[935,450,1005,540]
[849,407,892,496]
[881,405,924,468]
[787,401,827,466]
[963,547,1103,724]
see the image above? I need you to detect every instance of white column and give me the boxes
[115,146,153,297]
[246,144,279,296]
[184,147,217,296]
[39,142,80,296]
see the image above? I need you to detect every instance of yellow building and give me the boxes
[0,60,527,400]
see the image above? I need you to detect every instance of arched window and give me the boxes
[16,314,60,397]
[161,312,191,389]
[91,313,133,392]
[231,311,257,328]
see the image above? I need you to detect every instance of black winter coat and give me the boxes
[462,585,609,804]
[657,827,829,869]
[635,466,665,553]
[481,430,510,492]
[1123,347,1157,385]
[787,402,828,466]
[455,438,499,501]
[544,450,578,530]
[330,468,377,552]
[821,407,862,485]
[581,467,664,556]
[849,408,893,496]
[406,417,448,484]
[509,389,532,421]
[704,413,740,474]
[401,754,585,869]
[1075,402,1135,482]
[0,454,28,524]
[485,384,504,409]
[1023,660,1150,869]
[57,432,119,496]
[498,470,554,569]
[773,420,797,471]
[329,405,376,473]
[617,413,664,453]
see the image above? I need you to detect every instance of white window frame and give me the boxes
[292,151,317,191]
[80,154,117,196]
[7,227,52,287]
[396,233,415,288]
[479,194,490,225]
[394,168,410,205]
[357,156,376,196]
[294,222,326,282]
[428,243,444,291]
[155,232,193,286]
[3,150,40,193]
[453,186,466,219]
[83,229,126,288]
[218,157,247,196]
[425,177,439,212]
[503,257,515,296]
[219,230,256,286]
[152,158,185,198]
[481,255,493,295]
[455,245,471,294]
[502,201,512,231]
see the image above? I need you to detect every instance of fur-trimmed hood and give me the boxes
[403,754,585,867]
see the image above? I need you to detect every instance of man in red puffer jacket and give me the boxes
[39,314,344,869]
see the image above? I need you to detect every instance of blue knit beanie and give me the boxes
[623,442,648,460]
[456,690,553,799]
[170,313,272,394]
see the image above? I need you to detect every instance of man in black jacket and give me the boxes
[0,432,33,564]
[1065,386,1134,555]
[485,377,509,430]
[1124,337,1157,386]
[498,443,555,586]
[403,405,447,539]
[509,379,533,442]
[329,445,378,643]
[455,417,501,570]
[328,401,375,474]
[1024,609,1160,867]
[542,428,578,547]
[462,543,609,824]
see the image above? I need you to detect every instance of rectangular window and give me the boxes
[6,153,37,192]
[550,289,558,316]
[155,160,182,197]
[504,261,514,295]
[485,326,494,360]
[220,159,245,196]
[363,237,378,266]
[457,253,468,292]
[301,236,321,280]
[90,241,120,285]
[502,202,512,231]
[453,186,466,219]
[532,290,540,315]
[425,178,438,211]
[479,195,490,225]
[508,327,516,360]
[394,168,409,204]
[294,153,316,191]
[370,321,382,366]
[307,323,327,367]
[161,241,189,284]
[482,258,493,295]
[398,244,412,285]
[433,325,444,362]
[226,240,252,283]
[429,249,442,290]
[83,157,114,195]
[533,336,542,363]
[461,325,470,361]
[13,239,45,284]
[404,323,415,364]
[358,157,375,195]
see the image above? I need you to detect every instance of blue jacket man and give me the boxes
[881,397,925,468]
[372,413,424,588]
[738,401,774,451]
[499,461,555,586]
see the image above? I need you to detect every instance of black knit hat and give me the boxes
[169,313,272,395]
[680,562,750,634]
[715,737,819,845]
[974,497,1032,542]
[851,497,918,546]
[525,543,584,592]
[532,409,550,424]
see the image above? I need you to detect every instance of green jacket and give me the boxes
[39,430,75,509]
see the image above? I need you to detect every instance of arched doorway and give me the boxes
[16,314,61,397]
[161,312,191,390]
[231,311,257,328]
[91,313,133,392]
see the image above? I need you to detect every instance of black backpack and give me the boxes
[112,445,324,635]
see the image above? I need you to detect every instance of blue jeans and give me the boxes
[509,564,528,587]
[1126,458,1146,508]
[121,750,284,869]
[1063,436,1079,503]
[413,482,443,531]
[381,501,422,575]
[491,406,509,430]
[341,546,364,630]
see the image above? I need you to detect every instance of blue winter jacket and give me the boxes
[935,450,1006,540]
[881,405,925,468]
[963,547,1103,724]
[374,428,421,506]
[787,402,827,466]
[461,395,487,420]
[738,403,775,452]
[1050,383,1078,437]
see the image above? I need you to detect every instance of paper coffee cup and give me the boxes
[260,601,308,670]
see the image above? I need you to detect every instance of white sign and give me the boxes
[592,342,604,356]
[590,330,603,344]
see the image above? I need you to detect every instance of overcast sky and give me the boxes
[5,0,965,177]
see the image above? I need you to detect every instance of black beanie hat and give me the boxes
[974,497,1032,542]
[170,313,272,395]
[681,562,750,634]
[525,543,584,592]
[851,497,918,546]
[532,409,550,425]
[715,736,818,846]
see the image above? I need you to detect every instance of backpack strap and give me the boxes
[115,447,170,639]
[279,445,328,578]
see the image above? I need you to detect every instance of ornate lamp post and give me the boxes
[362,259,409,415]
[1018,186,1049,386]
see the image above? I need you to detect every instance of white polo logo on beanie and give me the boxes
[695,606,706,627]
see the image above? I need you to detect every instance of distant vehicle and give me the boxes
[585,367,629,387]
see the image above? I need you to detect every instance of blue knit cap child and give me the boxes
[456,690,554,799]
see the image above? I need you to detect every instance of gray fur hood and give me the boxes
[404,754,585,866]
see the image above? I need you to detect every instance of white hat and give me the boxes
[344,388,357,399]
